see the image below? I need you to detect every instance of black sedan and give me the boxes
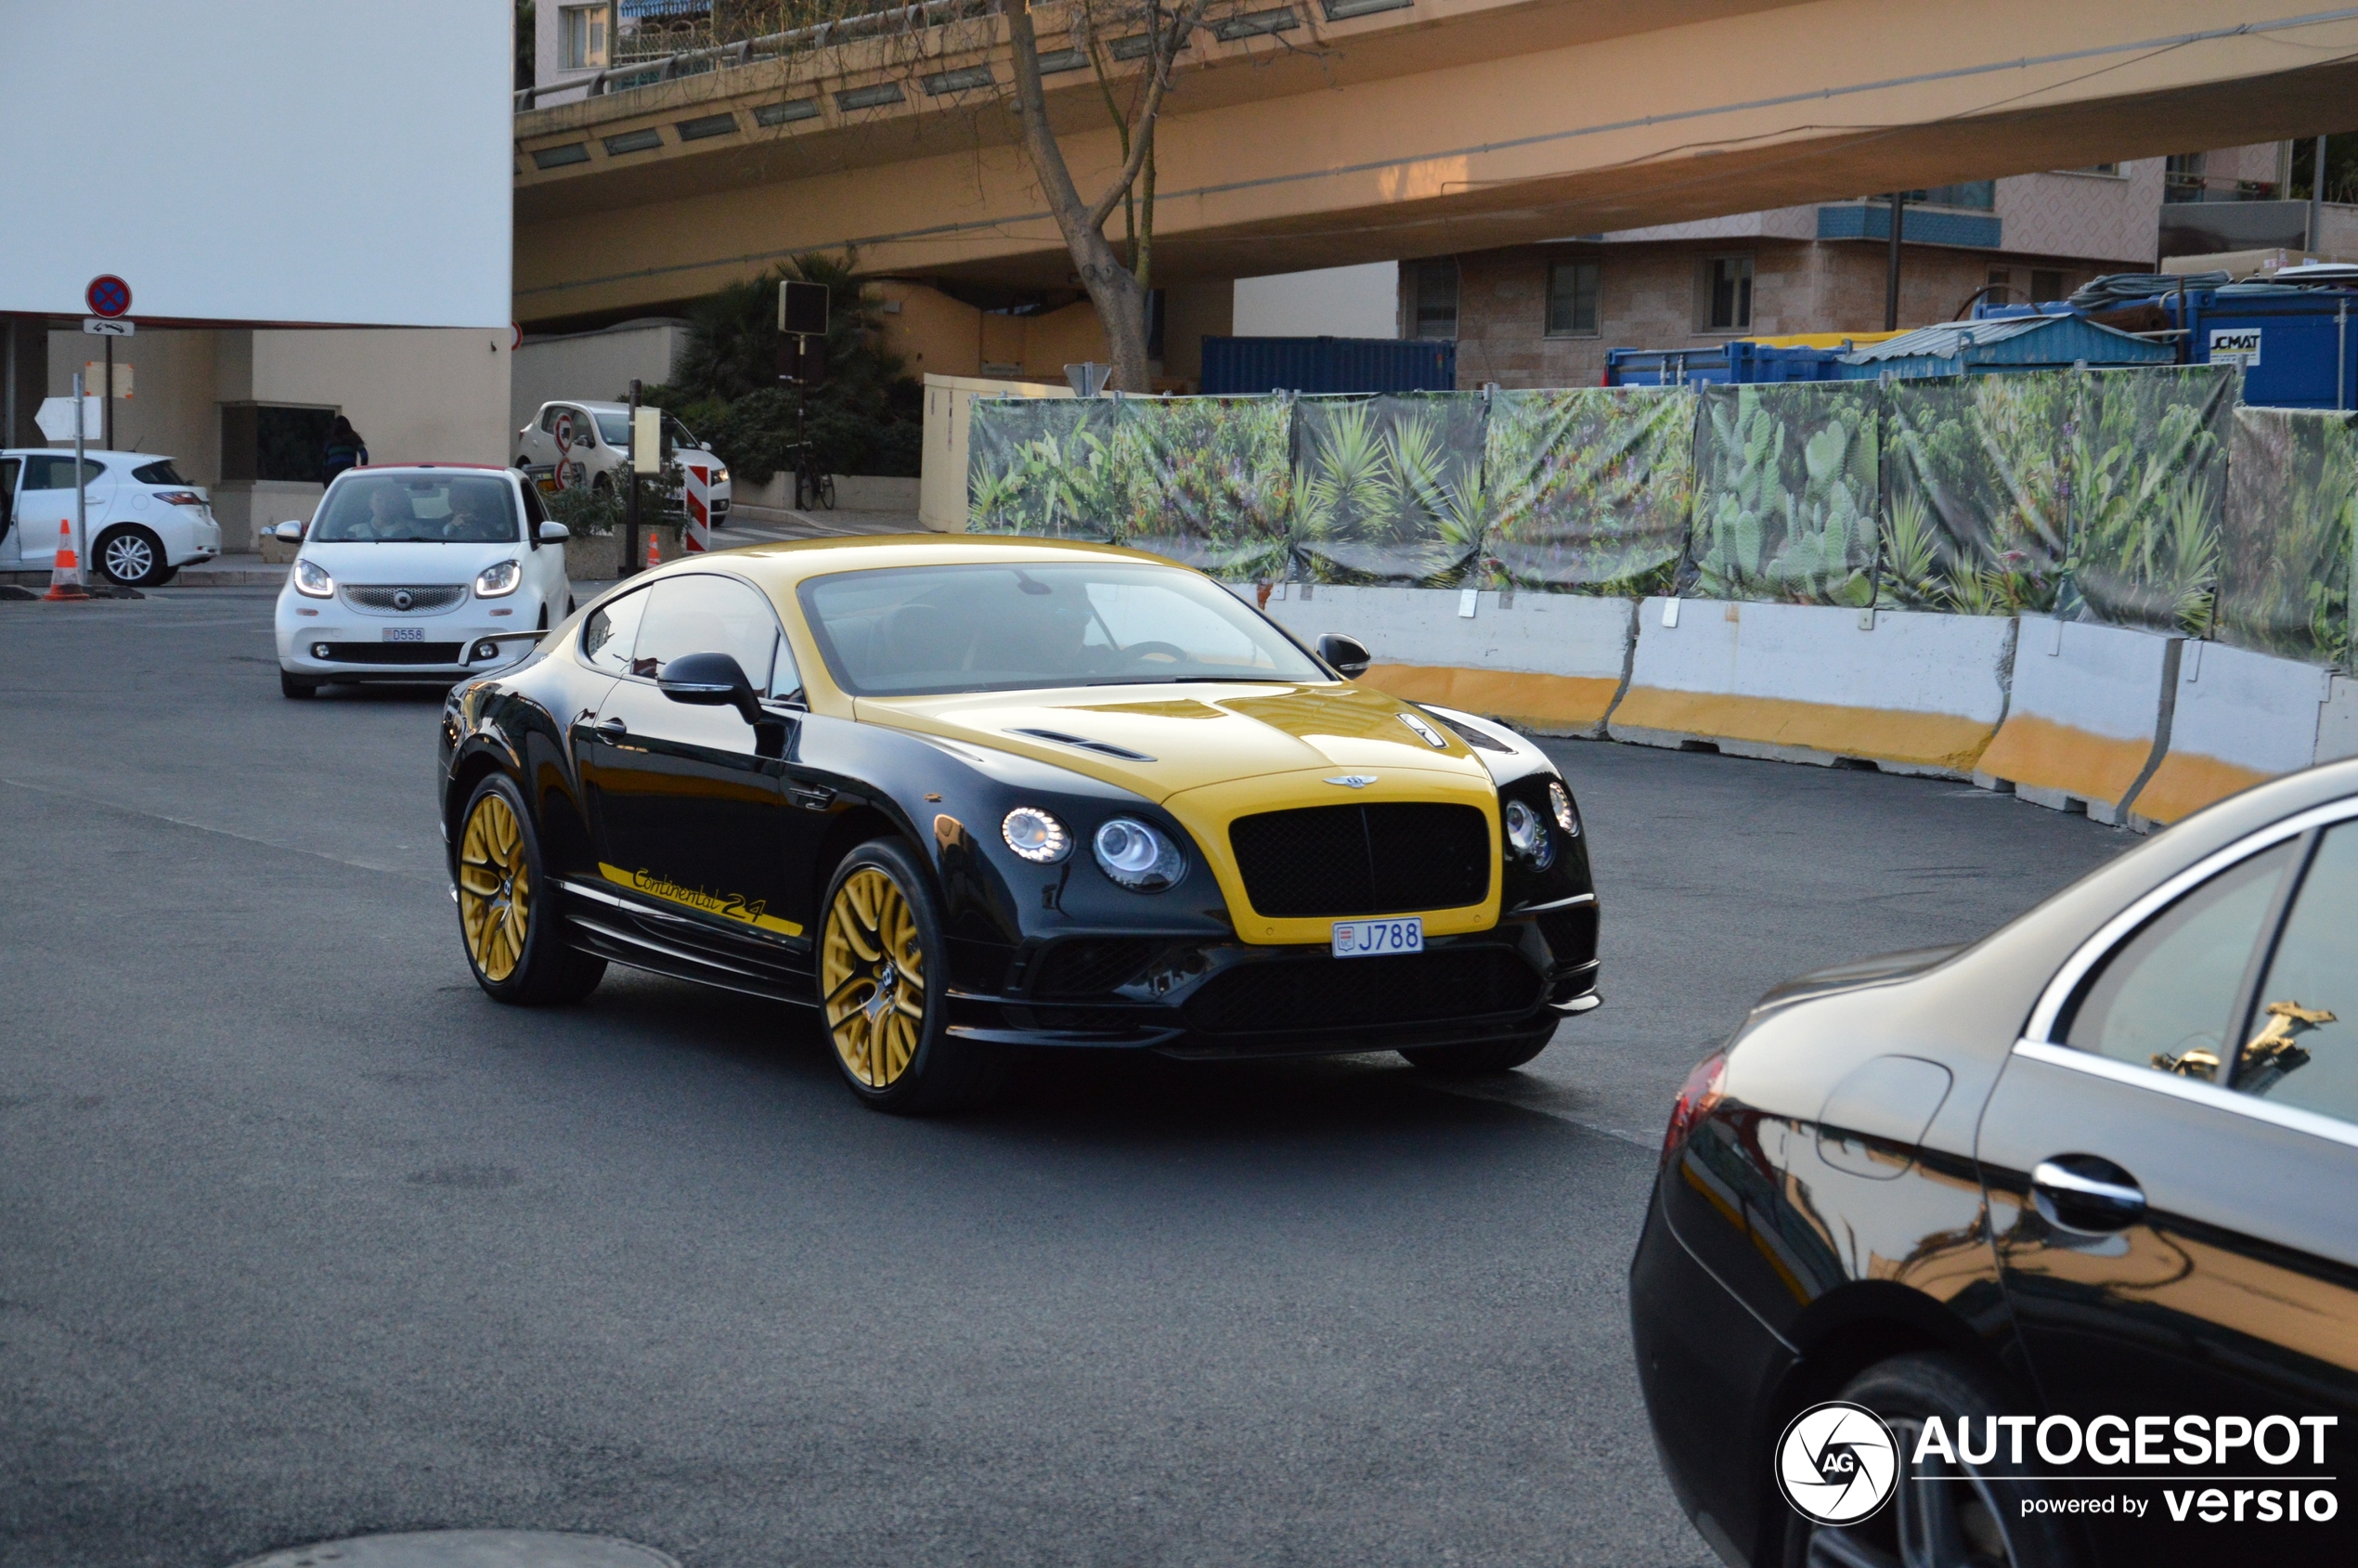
[1633,758,2357,1568]
[436,537,1600,1112]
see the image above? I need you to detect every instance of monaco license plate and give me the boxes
[382,626,423,642]
[1332,916,1421,958]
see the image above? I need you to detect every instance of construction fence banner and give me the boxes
[2215,406,2358,669]
[966,395,1124,539]
[1881,372,2069,616]
[2062,364,2237,637]
[1685,382,1880,608]
[1291,392,1489,588]
[1113,395,1295,580]
[1485,387,1696,597]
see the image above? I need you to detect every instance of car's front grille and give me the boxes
[1030,938,1158,998]
[342,584,466,613]
[317,641,465,666]
[1183,947,1542,1035]
[1228,802,1490,917]
[1535,903,1599,968]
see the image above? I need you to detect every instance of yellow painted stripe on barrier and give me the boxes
[1361,664,1621,732]
[1609,688,1998,772]
[1973,713,2152,806]
[2127,750,2275,825]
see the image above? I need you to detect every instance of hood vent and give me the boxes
[1008,727,1157,763]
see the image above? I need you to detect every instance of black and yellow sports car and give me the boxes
[436,537,1600,1112]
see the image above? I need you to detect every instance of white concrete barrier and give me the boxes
[1973,617,2179,823]
[1609,598,2015,777]
[2130,641,2338,825]
[1258,583,1637,737]
[2322,675,2358,764]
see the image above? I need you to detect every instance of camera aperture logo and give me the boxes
[1777,1401,1898,1525]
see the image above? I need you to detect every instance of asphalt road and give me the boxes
[0,590,2132,1568]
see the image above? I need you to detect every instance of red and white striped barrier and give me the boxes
[681,456,714,552]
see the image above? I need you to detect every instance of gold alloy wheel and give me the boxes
[458,791,532,982]
[822,866,927,1089]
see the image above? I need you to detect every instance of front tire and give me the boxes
[280,671,320,699]
[1781,1354,2077,1568]
[1400,1019,1556,1077]
[820,839,1000,1114]
[455,774,605,1005]
[96,525,169,586]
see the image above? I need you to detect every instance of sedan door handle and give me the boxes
[594,717,628,741]
[2031,1156,2145,1235]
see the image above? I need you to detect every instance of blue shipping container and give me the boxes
[2171,289,2357,410]
[1199,336,1455,395]
[1604,341,1848,386]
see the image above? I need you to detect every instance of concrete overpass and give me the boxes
[513,0,2358,327]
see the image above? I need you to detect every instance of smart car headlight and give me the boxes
[1003,807,1071,863]
[1548,780,1581,838]
[1093,818,1185,891]
[1504,798,1555,870]
[474,559,522,598]
[292,558,334,598]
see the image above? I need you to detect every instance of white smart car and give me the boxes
[1,448,224,585]
[273,465,572,699]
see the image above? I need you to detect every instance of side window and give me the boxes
[580,587,651,677]
[2063,842,2295,1081]
[769,628,802,701]
[630,575,779,687]
[519,479,549,529]
[21,454,89,490]
[2233,823,2358,1121]
[539,406,562,434]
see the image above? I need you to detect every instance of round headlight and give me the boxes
[1002,807,1071,863]
[1548,780,1581,837]
[1504,798,1555,869]
[1093,817,1185,891]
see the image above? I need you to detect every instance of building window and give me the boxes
[1912,180,1996,211]
[1412,261,1458,340]
[2069,162,2121,176]
[220,404,338,486]
[1699,255,1753,332]
[2030,270,2067,304]
[561,4,612,71]
[2164,152,2206,203]
[1545,260,1600,337]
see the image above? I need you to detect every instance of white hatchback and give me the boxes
[1,448,224,585]
[274,466,572,699]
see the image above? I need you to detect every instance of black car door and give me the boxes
[578,571,822,984]
[1977,805,2358,1564]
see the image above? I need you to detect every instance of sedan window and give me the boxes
[581,587,651,677]
[2232,823,2358,1121]
[20,454,105,490]
[131,460,189,486]
[2063,841,2295,1082]
[630,574,779,686]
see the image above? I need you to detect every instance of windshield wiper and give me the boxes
[1080,674,1290,685]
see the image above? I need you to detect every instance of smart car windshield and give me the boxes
[311,474,520,542]
[799,561,1328,696]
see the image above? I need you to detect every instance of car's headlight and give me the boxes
[1548,780,1581,838]
[292,558,333,598]
[1003,807,1071,863]
[1094,818,1185,891]
[713,466,730,486]
[474,559,522,598]
[1504,797,1556,870]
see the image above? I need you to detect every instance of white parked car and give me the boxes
[1,448,224,585]
[274,465,572,699]
[513,399,732,522]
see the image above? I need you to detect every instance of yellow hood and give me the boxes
[853,680,1493,801]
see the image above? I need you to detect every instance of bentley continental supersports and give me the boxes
[437,538,1600,1112]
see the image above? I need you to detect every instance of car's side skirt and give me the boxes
[559,877,816,1005]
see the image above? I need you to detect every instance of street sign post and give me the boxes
[85,275,132,318]
[82,318,134,337]
[83,279,132,447]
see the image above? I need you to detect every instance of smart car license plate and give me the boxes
[1332,917,1421,957]
[382,627,423,642]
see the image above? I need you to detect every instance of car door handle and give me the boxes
[2031,1156,2145,1235]
[594,717,628,741]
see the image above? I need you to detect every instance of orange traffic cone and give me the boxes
[44,520,88,602]
[645,531,662,570]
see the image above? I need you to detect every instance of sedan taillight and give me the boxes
[152,490,205,507]
[1662,1050,1728,1164]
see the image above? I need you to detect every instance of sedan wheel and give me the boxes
[96,525,168,587]
[819,839,1001,1113]
[455,775,604,1004]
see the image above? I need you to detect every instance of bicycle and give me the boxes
[787,444,836,511]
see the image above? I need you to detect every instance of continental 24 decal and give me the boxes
[600,864,804,937]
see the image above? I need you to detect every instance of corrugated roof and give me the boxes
[1842,316,2056,363]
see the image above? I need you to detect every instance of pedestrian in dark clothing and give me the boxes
[323,417,369,485]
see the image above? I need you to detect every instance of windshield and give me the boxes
[594,412,702,451]
[797,561,1328,697]
[311,473,520,543]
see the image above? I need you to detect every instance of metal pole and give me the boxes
[2308,135,2328,256]
[71,369,88,586]
[1885,191,1906,331]
[103,335,114,450]
[2339,296,2349,412]
[625,377,641,576]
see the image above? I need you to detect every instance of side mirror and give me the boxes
[538,521,570,544]
[1317,632,1372,679]
[658,651,763,725]
[273,521,304,541]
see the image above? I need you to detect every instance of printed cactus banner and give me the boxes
[1687,383,1880,606]
[2214,406,2357,667]
[1881,374,2070,615]
[1484,387,1696,595]
[1292,393,1488,586]
[966,396,1122,539]
[1115,395,1294,580]
[2065,365,2236,635]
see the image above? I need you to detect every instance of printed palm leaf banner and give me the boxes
[966,396,1124,539]
[1293,393,1490,586]
[1881,372,2072,616]
[2065,365,2236,635]
[2214,407,2357,667]
[1114,396,1294,580]
[1485,387,1696,595]
[1686,383,1880,605]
